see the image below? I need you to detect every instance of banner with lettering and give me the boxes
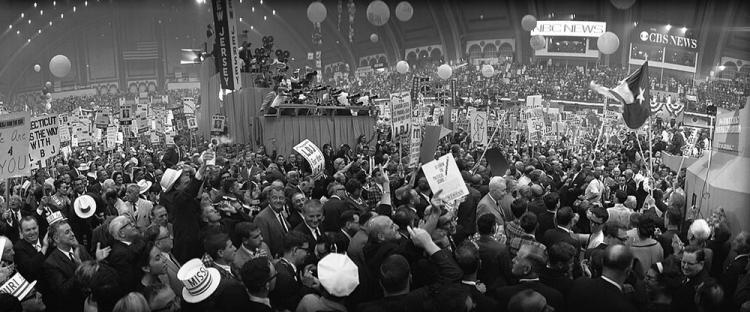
[211,115,226,133]
[408,126,421,168]
[0,112,31,179]
[28,115,60,169]
[211,0,242,90]
[469,109,488,146]
[293,139,325,177]
[421,153,469,204]
[390,92,411,137]
[94,108,111,129]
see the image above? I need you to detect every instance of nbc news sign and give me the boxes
[636,28,698,51]
[531,21,607,37]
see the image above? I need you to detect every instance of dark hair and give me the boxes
[511,198,529,219]
[433,284,472,312]
[204,232,231,260]
[683,246,706,262]
[241,257,272,293]
[602,222,625,239]
[615,190,628,203]
[477,214,496,235]
[235,222,260,242]
[222,178,238,194]
[519,212,538,234]
[379,254,411,293]
[542,192,559,211]
[548,242,576,268]
[637,214,658,238]
[666,206,682,226]
[282,231,308,253]
[340,210,359,225]
[345,178,362,194]
[393,207,416,229]
[555,206,575,226]
[603,245,635,271]
[137,241,158,270]
[454,242,480,275]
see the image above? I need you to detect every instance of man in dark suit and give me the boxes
[493,244,564,312]
[204,232,240,281]
[567,244,639,312]
[254,185,292,258]
[535,192,559,239]
[287,192,307,230]
[722,231,750,310]
[13,217,48,283]
[0,209,20,244]
[269,232,308,311]
[475,214,512,287]
[320,183,352,232]
[42,220,107,312]
[623,169,638,197]
[292,199,324,257]
[542,206,581,251]
[105,215,146,293]
[161,164,205,264]
[240,257,276,312]
[161,135,184,169]
[455,242,499,312]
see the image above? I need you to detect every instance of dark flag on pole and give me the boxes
[590,61,651,129]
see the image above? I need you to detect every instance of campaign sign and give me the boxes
[293,139,325,177]
[0,112,31,179]
[28,115,60,168]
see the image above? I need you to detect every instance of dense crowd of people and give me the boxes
[0,105,747,312]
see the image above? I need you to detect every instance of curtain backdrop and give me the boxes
[200,58,375,156]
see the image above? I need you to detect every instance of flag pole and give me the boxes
[648,116,654,197]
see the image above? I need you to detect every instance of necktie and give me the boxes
[68,251,78,264]
[278,213,288,233]
[314,228,321,240]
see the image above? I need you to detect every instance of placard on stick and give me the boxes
[421,153,469,203]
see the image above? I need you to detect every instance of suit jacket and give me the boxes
[254,206,290,258]
[460,283,499,312]
[567,276,638,312]
[161,177,204,263]
[287,210,305,231]
[476,194,506,226]
[536,210,556,239]
[321,196,352,232]
[13,238,46,283]
[293,222,321,256]
[105,239,146,293]
[270,259,304,311]
[542,227,581,251]
[42,247,93,312]
[494,280,564,312]
[232,243,271,273]
[476,236,512,287]
[454,187,478,245]
[0,218,20,243]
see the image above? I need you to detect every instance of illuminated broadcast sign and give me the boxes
[635,28,698,51]
[531,21,606,37]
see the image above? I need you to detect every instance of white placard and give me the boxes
[211,115,225,132]
[390,92,411,136]
[470,110,488,146]
[28,115,60,167]
[0,112,31,179]
[421,153,469,203]
[293,139,325,177]
[408,126,421,168]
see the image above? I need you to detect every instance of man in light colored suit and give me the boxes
[118,183,154,231]
[233,221,271,272]
[253,185,291,258]
[477,176,510,227]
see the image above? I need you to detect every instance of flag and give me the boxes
[123,41,159,61]
[590,61,651,129]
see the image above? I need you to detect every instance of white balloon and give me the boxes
[530,35,546,50]
[366,0,390,26]
[396,61,409,74]
[33,64,41,72]
[370,33,379,43]
[521,15,537,32]
[307,1,327,23]
[481,64,495,78]
[597,32,620,55]
[49,55,71,78]
[437,64,452,80]
[395,1,414,22]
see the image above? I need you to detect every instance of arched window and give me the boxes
[369,58,378,66]
[430,48,443,63]
[468,44,482,61]
[482,43,497,58]
[378,55,387,65]
[406,51,418,65]
[360,59,368,67]
[498,42,514,61]
[720,61,738,79]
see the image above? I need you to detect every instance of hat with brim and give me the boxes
[177,259,221,303]
[137,179,152,194]
[0,272,37,301]
[74,195,97,219]
[160,168,183,192]
[77,163,90,172]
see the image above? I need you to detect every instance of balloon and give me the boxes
[597,32,620,55]
[45,81,52,88]
[521,15,537,32]
[49,54,71,78]
[481,64,495,78]
[307,1,327,23]
[396,61,409,74]
[33,64,41,72]
[370,33,379,43]
[437,64,452,80]
[395,1,414,22]
[366,0,390,26]
[610,0,636,10]
[530,35,546,50]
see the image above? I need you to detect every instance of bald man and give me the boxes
[567,244,639,312]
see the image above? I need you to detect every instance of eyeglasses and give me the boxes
[156,234,173,241]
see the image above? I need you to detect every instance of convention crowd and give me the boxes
[0,110,748,312]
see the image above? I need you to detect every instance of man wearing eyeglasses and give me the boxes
[106,215,146,294]
[671,246,710,312]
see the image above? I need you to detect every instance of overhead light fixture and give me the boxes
[264,15,267,21]
[49,21,52,26]
[239,17,243,22]
[73,6,76,12]
[61,13,64,18]
[20,13,24,18]
[8,24,11,29]
[16,30,20,35]
[681,26,687,33]
[28,38,31,43]
[85,1,88,6]
[665,24,671,30]
[28,19,31,24]
[38,29,41,34]
[40,10,43,15]
[53,1,56,6]
[252,6,254,12]
[272,9,276,15]
[34,2,37,8]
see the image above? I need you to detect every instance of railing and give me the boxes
[265,104,375,117]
